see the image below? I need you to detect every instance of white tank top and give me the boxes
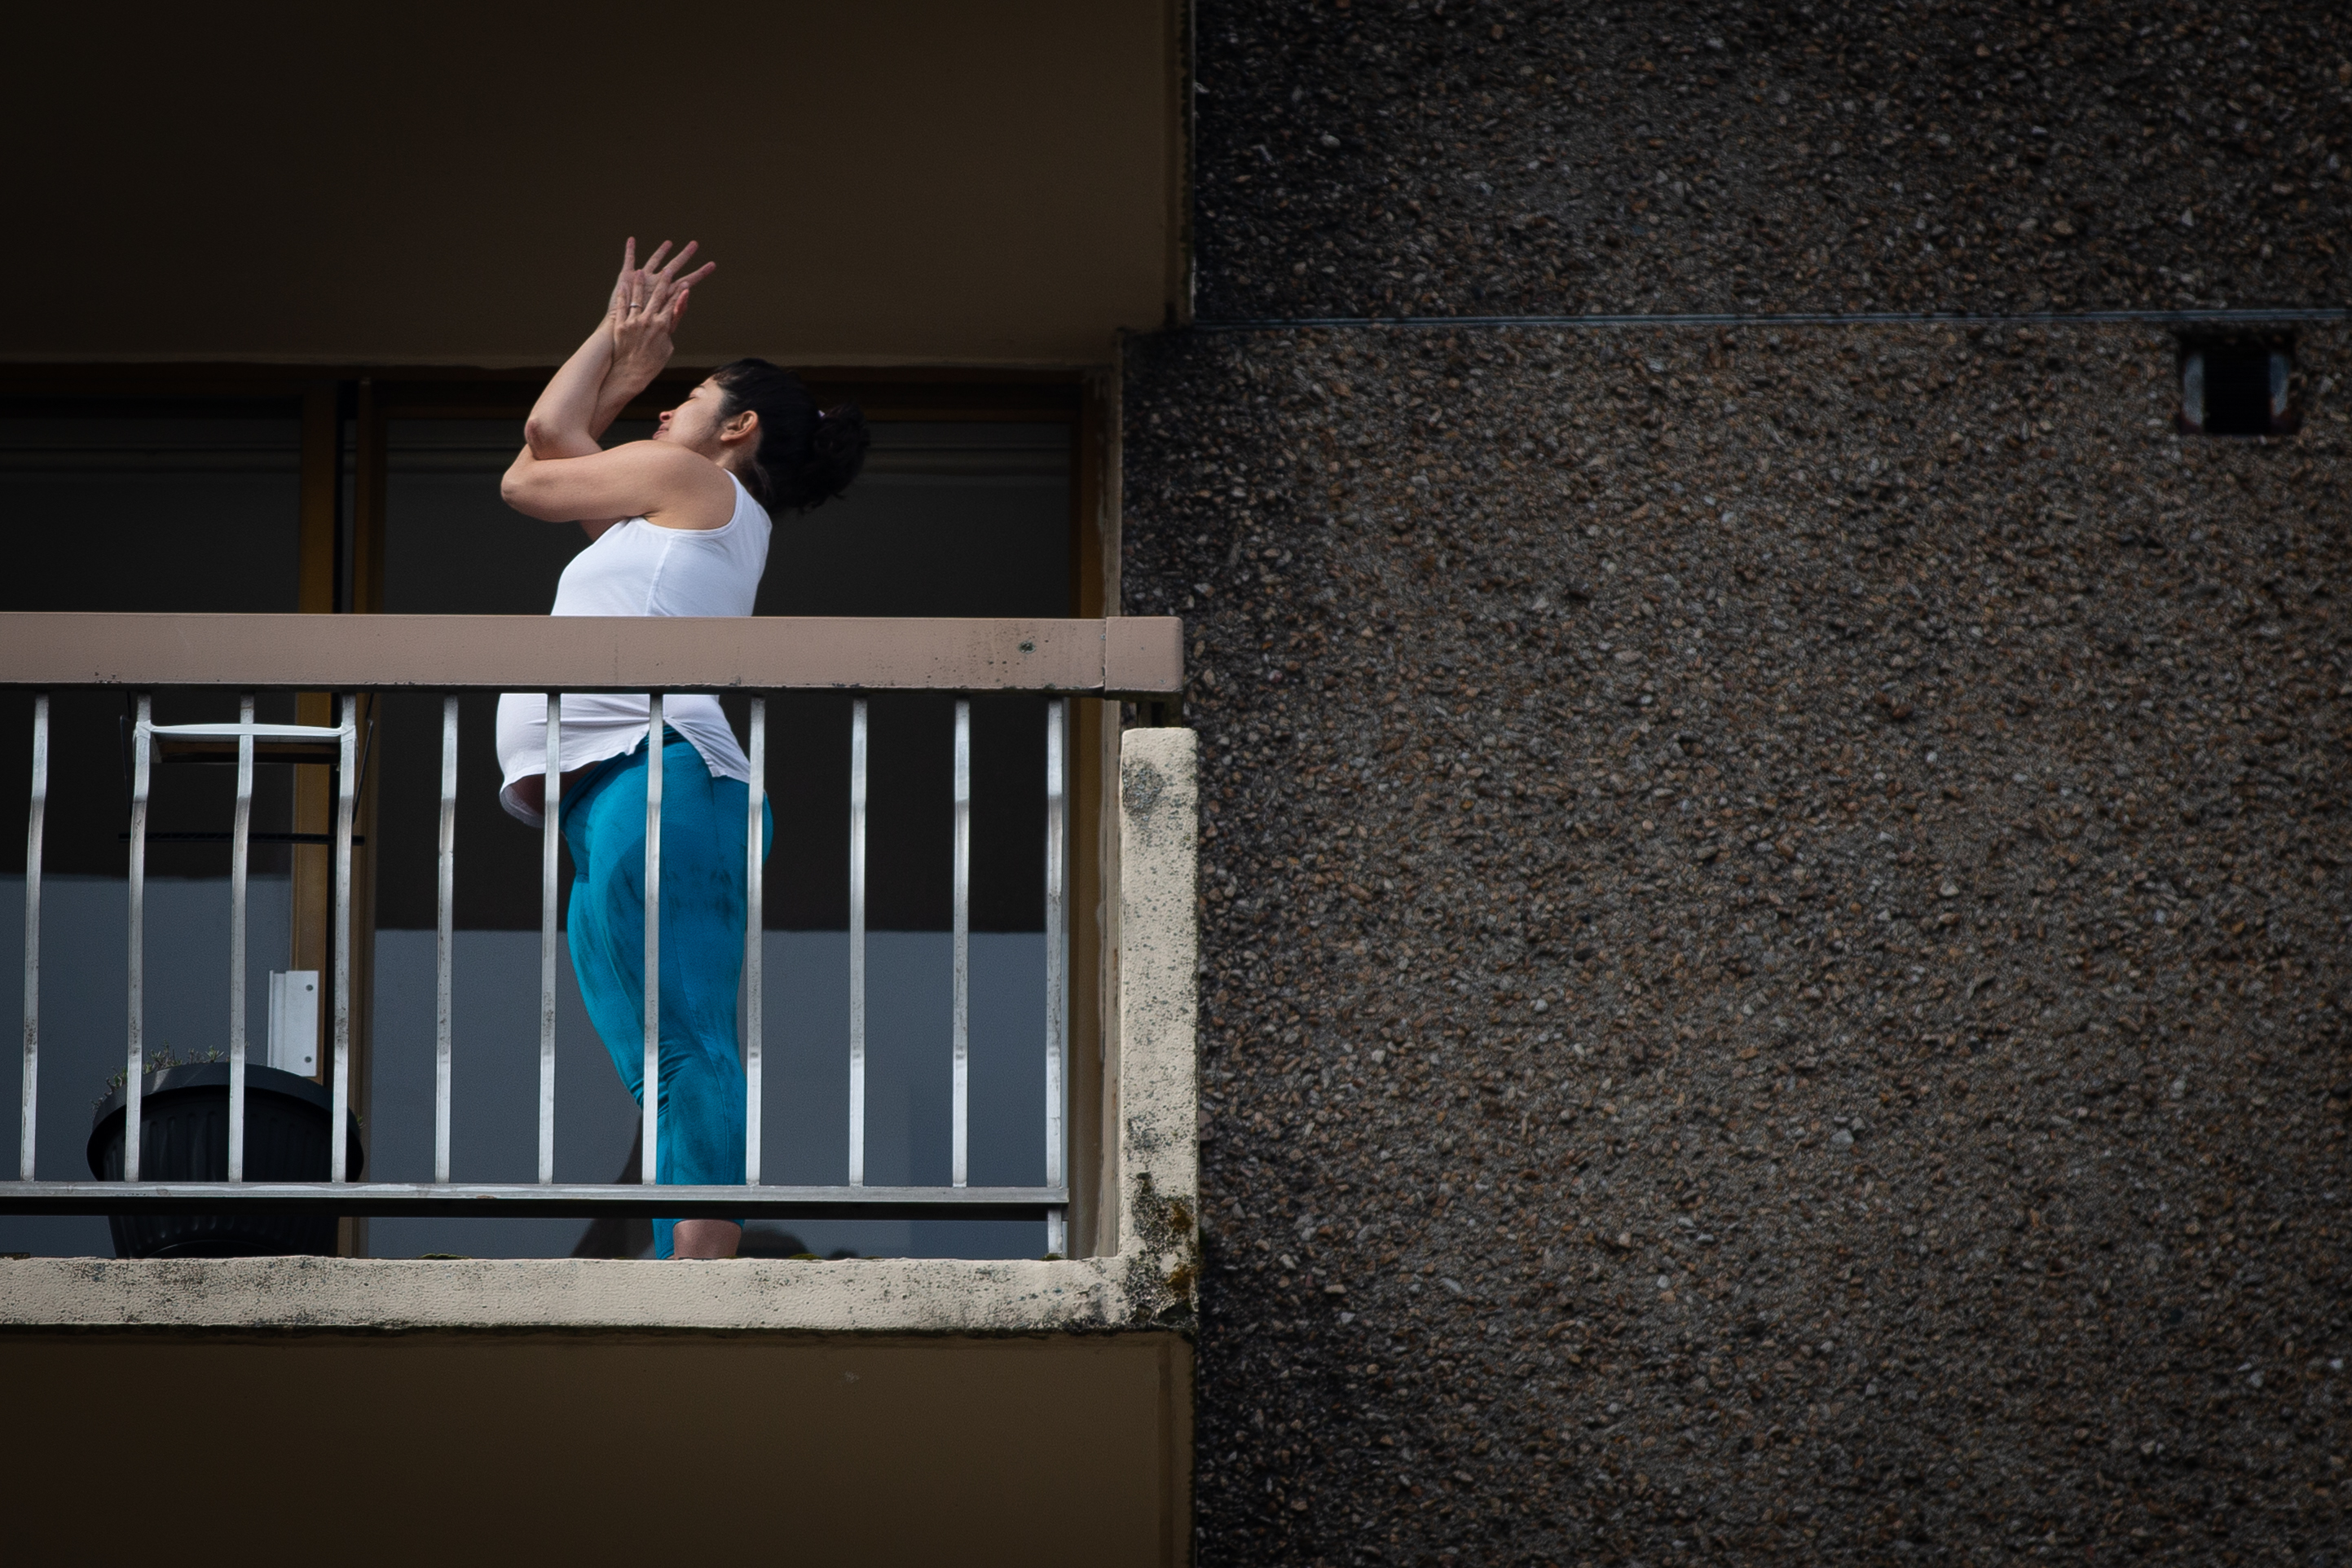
[495,472,772,825]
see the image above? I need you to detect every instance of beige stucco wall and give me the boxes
[0,1253,1142,1332]
[7,2,1184,368]
[1117,726,1200,1271]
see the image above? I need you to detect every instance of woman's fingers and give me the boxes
[647,251,710,311]
[607,236,639,315]
[611,238,710,319]
[611,240,667,315]
[651,261,713,319]
[640,241,703,311]
[636,243,685,313]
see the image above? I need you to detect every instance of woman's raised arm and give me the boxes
[509,240,720,534]
[501,438,722,528]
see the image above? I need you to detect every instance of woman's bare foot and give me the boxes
[671,1220,742,1259]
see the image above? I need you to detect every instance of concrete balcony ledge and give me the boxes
[0,1252,1181,1335]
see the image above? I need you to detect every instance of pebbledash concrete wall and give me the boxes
[1132,3,2350,1563]
[0,730,1201,1566]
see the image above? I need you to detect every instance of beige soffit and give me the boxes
[2,2,1185,368]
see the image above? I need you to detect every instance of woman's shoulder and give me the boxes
[622,446,740,532]
[627,466,754,535]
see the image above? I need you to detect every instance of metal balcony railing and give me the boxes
[0,612,1183,1252]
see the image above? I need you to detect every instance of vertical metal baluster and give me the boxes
[744,697,764,1187]
[847,698,867,1187]
[227,697,253,1183]
[19,694,46,1181]
[641,696,663,1186]
[952,698,971,1188]
[1044,697,1068,1255]
[540,694,560,1185]
[435,695,457,1185]
[125,696,152,1183]
[330,694,356,1184]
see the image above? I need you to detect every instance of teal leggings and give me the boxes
[562,730,772,1259]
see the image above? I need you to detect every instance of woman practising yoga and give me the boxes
[495,240,869,1258]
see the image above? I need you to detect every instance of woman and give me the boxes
[496,239,870,1259]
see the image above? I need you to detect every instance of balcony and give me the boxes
[0,609,1197,1306]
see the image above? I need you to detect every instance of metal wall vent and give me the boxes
[2178,338,2297,437]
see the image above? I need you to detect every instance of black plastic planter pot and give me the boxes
[87,1064,364,1258]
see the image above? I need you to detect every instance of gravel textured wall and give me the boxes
[1147,7,2352,1559]
[1192,0,2352,320]
[1125,313,2352,1559]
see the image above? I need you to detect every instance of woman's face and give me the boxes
[651,378,737,455]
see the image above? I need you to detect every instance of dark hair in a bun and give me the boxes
[710,358,869,513]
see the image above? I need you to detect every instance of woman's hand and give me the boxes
[597,237,716,431]
[606,238,715,329]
